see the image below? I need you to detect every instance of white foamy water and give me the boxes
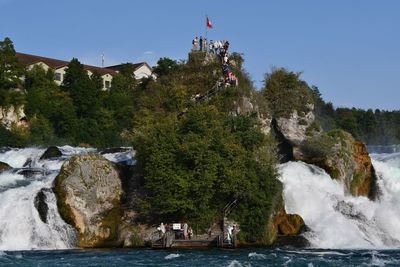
[0,148,45,168]
[0,146,135,251]
[102,148,135,165]
[0,147,82,250]
[278,152,400,249]
[164,253,181,260]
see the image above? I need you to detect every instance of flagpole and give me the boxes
[205,15,208,53]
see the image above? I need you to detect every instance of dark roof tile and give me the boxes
[16,52,117,76]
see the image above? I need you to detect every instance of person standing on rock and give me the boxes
[199,36,203,52]
[192,37,198,50]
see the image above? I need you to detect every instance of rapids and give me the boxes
[0,146,131,251]
[278,150,400,249]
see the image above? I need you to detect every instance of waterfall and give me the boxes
[0,147,94,251]
[278,151,400,249]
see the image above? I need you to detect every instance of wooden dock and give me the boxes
[151,232,236,249]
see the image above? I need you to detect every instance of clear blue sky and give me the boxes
[1,0,398,110]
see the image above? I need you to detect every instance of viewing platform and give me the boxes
[151,231,237,249]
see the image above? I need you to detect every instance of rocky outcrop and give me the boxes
[268,207,308,248]
[271,105,321,163]
[0,105,27,130]
[232,95,272,135]
[350,141,377,198]
[263,197,306,246]
[269,99,377,199]
[274,208,305,236]
[0,161,11,172]
[54,154,123,247]
[40,146,63,160]
[118,210,155,248]
[295,130,377,199]
[34,188,50,223]
[274,107,316,147]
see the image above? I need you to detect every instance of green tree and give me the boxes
[262,68,314,118]
[0,37,24,90]
[62,58,101,118]
[132,104,280,240]
[152,57,179,77]
[25,65,78,143]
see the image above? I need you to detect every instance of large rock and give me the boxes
[350,141,377,198]
[274,106,316,147]
[34,188,50,223]
[0,161,11,172]
[262,198,306,246]
[54,154,122,247]
[40,146,62,160]
[270,206,304,236]
[296,129,377,199]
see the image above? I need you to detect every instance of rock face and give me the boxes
[275,210,305,236]
[295,130,377,199]
[0,161,11,172]
[274,107,315,147]
[269,206,309,248]
[269,100,377,199]
[262,197,306,246]
[232,95,272,135]
[54,154,122,247]
[0,105,27,130]
[350,141,377,198]
[40,146,63,160]
[271,105,321,163]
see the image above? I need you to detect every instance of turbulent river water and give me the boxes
[279,148,400,249]
[0,146,399,266]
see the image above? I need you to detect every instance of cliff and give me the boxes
[0,105,27,129]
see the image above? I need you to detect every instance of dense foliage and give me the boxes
[0,38,139,147]
[262,67,314,118]
[261,68,400,145]
[118,51,278,241]
[312,87,400,145]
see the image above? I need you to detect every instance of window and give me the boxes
[105,80,111,89]
[55,72,62,81]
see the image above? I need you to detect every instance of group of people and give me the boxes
[191,35,238,89]
[192,37,230,56]
[216,41,238,87]
[157,222,193,240]
[192,36,208,52]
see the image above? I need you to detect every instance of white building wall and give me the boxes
[54,66,68,85]
[101,74,113,90]
[133,65,152,79]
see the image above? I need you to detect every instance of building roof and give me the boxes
[16,52,117,76]
[106,62,152,72]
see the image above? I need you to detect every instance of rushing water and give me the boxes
[0,146,400,266]
[278,149,400,249]
[1,248,400,266]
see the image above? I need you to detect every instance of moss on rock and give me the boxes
[296,129,377,198]
[53,153,123,247]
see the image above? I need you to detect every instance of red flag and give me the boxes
[206,16,213,29]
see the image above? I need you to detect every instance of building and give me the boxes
[107,62,154,80]
[16,52,154,90]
